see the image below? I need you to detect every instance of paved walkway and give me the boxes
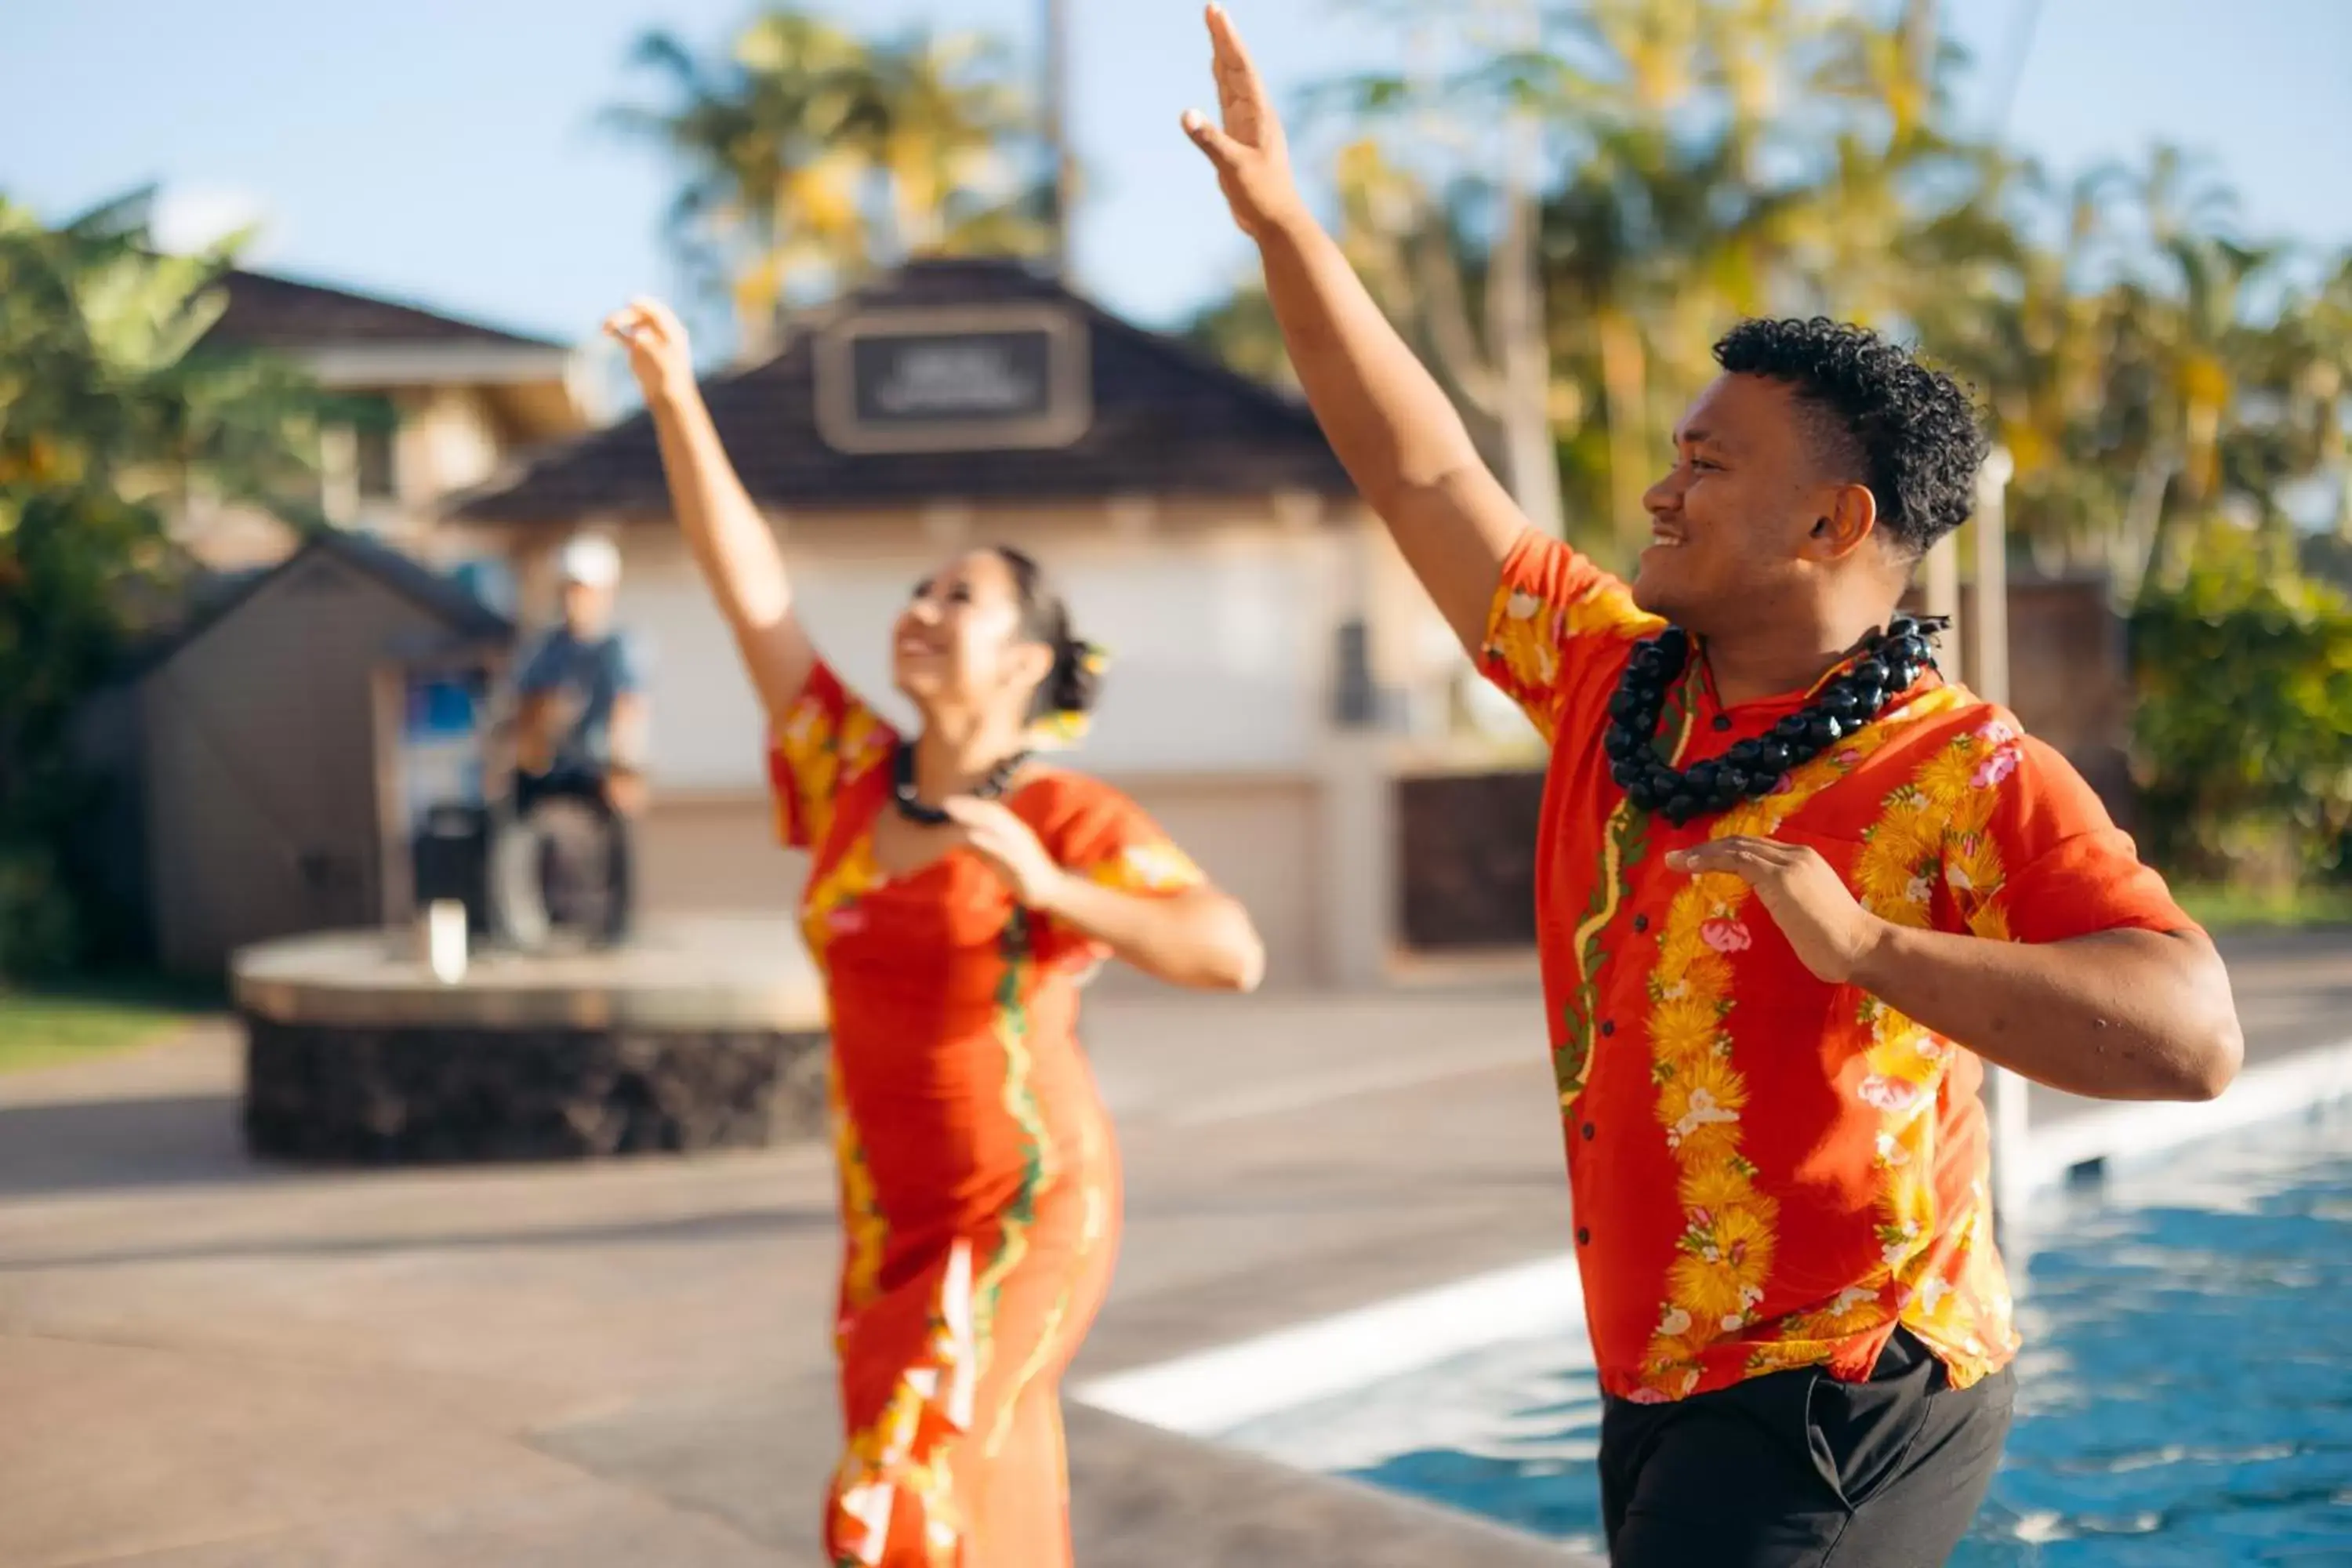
[0,931,2344,1566]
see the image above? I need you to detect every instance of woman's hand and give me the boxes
[601,297,698,408]
[602,294,815,727]
[943,796,1265,993]
[940,798,1071,910]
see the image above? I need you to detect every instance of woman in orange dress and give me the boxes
[604,299,1266,1568]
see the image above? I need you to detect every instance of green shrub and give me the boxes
[2129,531,2352,888]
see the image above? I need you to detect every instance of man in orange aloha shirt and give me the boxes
[1182,8,2245,1565]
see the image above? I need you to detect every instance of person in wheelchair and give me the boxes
[511,533,648,946]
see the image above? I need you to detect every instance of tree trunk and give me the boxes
[1042,0,1076,278]
[1598,310,1651,556]
[2112,441,2176,609]
[1487,120,1564,536]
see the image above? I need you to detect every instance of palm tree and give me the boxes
[1198,0,2350,601]
[608,9,1044,356]
[607,16,876,350]
[862,27,1047,264]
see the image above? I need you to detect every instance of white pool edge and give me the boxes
[1078,1255,1586,1435]
[2019,1036,2352,1189]
[1076,1037,2352,1437]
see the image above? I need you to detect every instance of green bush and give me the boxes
[2129,531,2352,888]
[0,191,327,980]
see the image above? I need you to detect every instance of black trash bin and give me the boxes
[412,801,491,934]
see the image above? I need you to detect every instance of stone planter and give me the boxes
[242,1016,828,1163]
[231,917,829,1165]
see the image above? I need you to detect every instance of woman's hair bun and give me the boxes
[992,543,1107,728]
[1047,635,1104,718]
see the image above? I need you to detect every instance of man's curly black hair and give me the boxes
[1713,318,1989,559]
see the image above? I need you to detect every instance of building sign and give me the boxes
[815,304,1091,455]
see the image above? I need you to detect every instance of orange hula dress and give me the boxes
[768,663,1207,1568]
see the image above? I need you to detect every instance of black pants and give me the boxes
[1600,1330,2013,1567]
[513,766,633,944]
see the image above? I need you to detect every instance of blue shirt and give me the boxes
[516,626,643,773]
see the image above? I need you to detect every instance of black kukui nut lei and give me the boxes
[891,740,1032,827]
[1605,616,1947,826]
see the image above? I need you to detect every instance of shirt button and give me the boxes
[1577,1226,1592,1246]
[1582,1122,1596,1141]
[1712,714,1733,731]
[1632,915,1649,933]
[1600,1021,1616,1037]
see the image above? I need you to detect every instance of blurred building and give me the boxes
[179,268,594,583]
[96,532,513,975]
[71,272,584,975]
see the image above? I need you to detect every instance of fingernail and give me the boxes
[1181,110,1201,131]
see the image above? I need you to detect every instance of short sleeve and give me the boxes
[766,662,895,851]
[1940,720,2197,946]
[514,633,563,695]
[1051,787,1207,898]
[1476,531,1660,744]
[1031,780,1209,972]
[607,633,647,695]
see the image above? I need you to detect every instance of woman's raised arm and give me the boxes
[604,298,817,727]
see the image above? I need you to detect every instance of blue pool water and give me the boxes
[1225,1108,2352,1564]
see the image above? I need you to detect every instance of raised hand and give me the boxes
[1665,838,1888,986]
[601,297,697,406]
[1181,5,1304,240]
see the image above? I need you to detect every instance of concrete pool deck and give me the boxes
[0,928,2344,1566]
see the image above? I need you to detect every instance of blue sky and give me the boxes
[5,0,2349,348]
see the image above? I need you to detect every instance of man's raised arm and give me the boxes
[1182,4,1530,654]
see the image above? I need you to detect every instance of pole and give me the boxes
[1042,0,1076,279]
[1487,0,1564,536]
[1971,447,2030,1267]
[1970,447,2013,706]
[1922,535,1963,680]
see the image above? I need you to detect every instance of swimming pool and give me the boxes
[1221,1105,2352,1564]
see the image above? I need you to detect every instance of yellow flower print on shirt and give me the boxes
[1480,577,1660,743]
[1087,840,1205,896]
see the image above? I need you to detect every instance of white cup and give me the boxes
[425,900,469,985]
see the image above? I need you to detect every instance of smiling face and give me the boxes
[889,549,1056,721]
[1632,372,1878,635]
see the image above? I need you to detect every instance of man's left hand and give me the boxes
[1665,837,1887,985]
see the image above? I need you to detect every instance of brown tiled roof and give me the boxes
[455,259,1353,521]
[201,269,562,353]
[127,528,512,682]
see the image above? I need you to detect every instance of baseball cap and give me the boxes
[558,534,622,589]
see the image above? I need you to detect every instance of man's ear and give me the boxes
[1806,482,1878,561]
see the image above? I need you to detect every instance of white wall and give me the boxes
[619,529,1340,791]
[399,388,504,503]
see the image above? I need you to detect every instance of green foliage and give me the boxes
[1182,284,1298,391]
[0,190,327,978]
[2129,531,2352,887]
[1191,2,2351,586]
[608,10,1049,350]
[2172,881,2352,933]
[0,973,220,1076]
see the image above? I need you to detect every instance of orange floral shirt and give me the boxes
[1479,532,2196,1403]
